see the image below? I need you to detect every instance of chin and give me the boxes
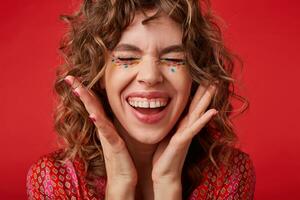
[128,129,168,145]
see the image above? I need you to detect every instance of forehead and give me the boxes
[117,11,183,52]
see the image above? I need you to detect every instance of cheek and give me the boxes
[105,64,135,92]
[104,66,133,117]
[161,65,192,94]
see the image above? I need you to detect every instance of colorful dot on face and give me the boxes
[170,66,176,73]
[124,64,128,68]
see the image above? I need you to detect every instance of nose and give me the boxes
[136,57,163,86]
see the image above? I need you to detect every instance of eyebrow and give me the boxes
[113,43,184,55]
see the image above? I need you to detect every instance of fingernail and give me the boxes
[64,78,72,86]
[73,90,80,97]
[213,110,218,116]
[89,115,96,123]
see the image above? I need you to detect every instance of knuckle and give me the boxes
[114,139,125,150]
[170,135,184,147]
[72,81,81,90]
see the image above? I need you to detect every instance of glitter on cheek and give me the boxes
[111,57,126,68]
[111,59,117,67]
[161,59,186,74]
[111,56,140,69]
[170,66,176,73]
[111,58,121,67]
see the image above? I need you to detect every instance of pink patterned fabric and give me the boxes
[27,149,255,199]
[188,149,255,200]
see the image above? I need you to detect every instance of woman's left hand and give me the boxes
[152,84,217,199]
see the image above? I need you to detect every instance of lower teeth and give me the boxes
[134,107,164,114]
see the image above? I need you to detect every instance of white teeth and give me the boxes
[155,101,160,107]
[138,101,143,107]
[127,97,168,108]
[150,101,156,108]
[142,101,149,108]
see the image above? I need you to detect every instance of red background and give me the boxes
[1,0,300,199]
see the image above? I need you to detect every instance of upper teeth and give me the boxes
[127,97,168,108]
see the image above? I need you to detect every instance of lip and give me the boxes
[125,91,171,124]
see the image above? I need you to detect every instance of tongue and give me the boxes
[134,107,163,114]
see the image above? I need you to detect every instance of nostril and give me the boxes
[136,62,164,85]
[137,73,164,86]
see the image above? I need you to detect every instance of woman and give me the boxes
[27,0,255,199]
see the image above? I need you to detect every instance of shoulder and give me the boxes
[189,147,256,200]
[27,149,65,172]
[223,148,256,192]
[26,149,82,199]
[27,149,106,199]
[224,148,255,179]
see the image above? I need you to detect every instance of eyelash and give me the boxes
[117,57,139,61]
[160,58,185,63]
[116,57,185,64]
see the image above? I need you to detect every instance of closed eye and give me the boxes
[117,57,139,61]
[161,58,186,63]
[163,58,182,61]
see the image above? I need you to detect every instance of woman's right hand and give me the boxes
[64,75,137,200]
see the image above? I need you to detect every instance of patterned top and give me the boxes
[27,149,255,200]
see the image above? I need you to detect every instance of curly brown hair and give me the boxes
[53,0,248,198]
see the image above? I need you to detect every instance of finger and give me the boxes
[152,139,190,176]
[64,75,105,116]
[90,113,124,152]
[184,109,218,140]
[188,84,207,113]
[151,110,219,176]
[64,75,122,148]
[65,76,137,181]
[153,108,216,172]
[189,85,216,124]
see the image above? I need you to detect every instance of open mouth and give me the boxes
[126,97,171,123]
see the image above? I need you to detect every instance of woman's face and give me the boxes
[103,11,192,144]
